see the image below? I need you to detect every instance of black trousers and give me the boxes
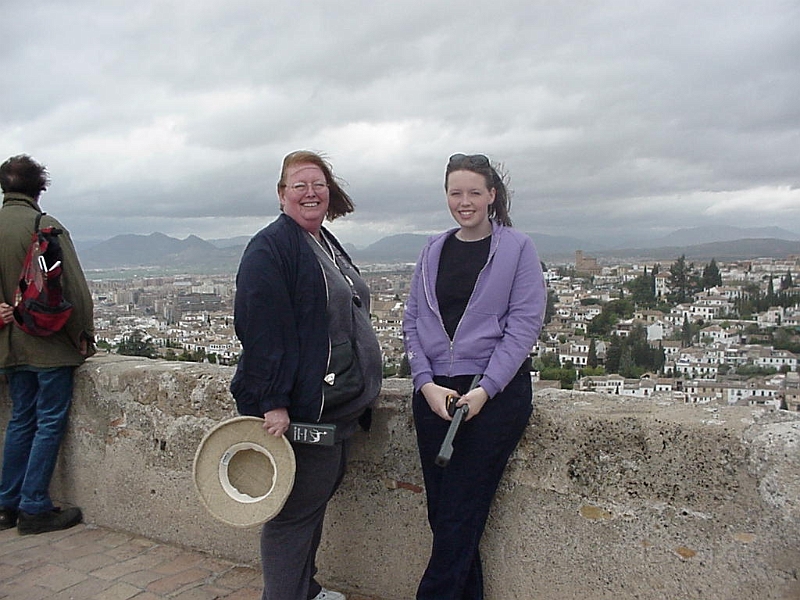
[260,440,347,600]
[413,370,532,600]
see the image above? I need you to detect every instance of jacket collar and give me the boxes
[2,192,42,212]
[432,219,503,254]
[277,212,355,268]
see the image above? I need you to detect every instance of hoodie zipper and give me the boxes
[424,230,498,377]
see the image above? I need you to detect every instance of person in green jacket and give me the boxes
[0,154,95,535]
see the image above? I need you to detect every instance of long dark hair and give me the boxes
[445,153,512,227]
[277,150,354,221]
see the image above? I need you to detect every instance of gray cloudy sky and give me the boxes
[2,0,799,248]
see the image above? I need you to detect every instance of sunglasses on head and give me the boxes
[448,153,490,169]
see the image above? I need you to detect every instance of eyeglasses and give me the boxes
[448,153,490,169]
[286,181,329,195]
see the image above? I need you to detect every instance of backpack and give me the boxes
[12,213,73,336]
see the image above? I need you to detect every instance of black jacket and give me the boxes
[230,214,353,422]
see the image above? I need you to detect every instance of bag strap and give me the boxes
[34,212,44,233]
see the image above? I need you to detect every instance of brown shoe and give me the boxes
[17,507,82,535]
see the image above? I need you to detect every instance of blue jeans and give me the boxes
[0,367,75,514]
[413,370,533,600]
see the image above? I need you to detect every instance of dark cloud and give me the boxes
[1,0,798,248]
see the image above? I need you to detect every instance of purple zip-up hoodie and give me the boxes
[403,221,546,398]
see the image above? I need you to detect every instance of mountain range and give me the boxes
[75,225,800,273]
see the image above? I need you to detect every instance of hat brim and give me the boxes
[193,416,296,528]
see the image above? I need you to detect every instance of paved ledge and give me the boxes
[2,355,800,599]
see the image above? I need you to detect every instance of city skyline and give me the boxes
[2,1,799,248]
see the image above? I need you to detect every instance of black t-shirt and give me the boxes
[436,233,491,339]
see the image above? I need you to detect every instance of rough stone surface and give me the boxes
[1,355,799,599]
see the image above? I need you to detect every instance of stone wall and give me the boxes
[1,355,799,599]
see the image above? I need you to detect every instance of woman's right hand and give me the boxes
[0,303,13,326]
[263,407,290,437]
[421,382,458,421]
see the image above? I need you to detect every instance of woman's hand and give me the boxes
[459,387,489,421]
[0,303,13,325]
[79,332,95,356]
[421,382,458,420]
[263,408,290,437]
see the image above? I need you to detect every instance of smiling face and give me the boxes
[278,163,330,236]
[446,169,496,240]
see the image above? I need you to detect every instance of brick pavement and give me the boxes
[0,524,381,600]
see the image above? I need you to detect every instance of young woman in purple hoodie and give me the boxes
[403,153,547,600]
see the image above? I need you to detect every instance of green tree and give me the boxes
[628,325,653,368]
[627,268,656,307]
[701,258,722,289]
[653,343,666,372]
[543,289,557,325]
[587,310,614,337]
[539,366,577,389]
[587,338,598,369]
[618,345,636,377]
[177,347,206,363]
[580,298,603,306]
[668,255,699,303]
[534,351,561,370]
[117,330,157,359]
[681,314,693,347]
[773,328,800,353]
[587,298,634,337]
[736,283,762,318]
[605,327,665,376]
[736,365,777,377]
[605,335,622,373]
[579,365,606,377]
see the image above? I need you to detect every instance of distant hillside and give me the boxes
[349,231,587,263]
[80,232,244,271]
[595,238,800,262]
[77,231,800,273]
[350,234,426,263]
[207,235,253,249]
[350,231,800,264]
[626,225,800,249]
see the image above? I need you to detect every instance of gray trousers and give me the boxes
[260,440,347,600]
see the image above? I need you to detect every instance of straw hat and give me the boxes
[193,416,296,528]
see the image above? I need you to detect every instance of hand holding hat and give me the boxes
[193,417,296,528]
